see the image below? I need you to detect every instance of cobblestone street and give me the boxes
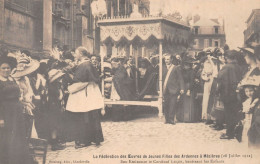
[45,110,260,164]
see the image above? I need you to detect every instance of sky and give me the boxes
[149,0,260,49]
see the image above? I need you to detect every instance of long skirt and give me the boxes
[64,111,82,142]
[178,92,198,122]
[207,79,218,118]
[201,78,213,120]
[242,114,252,147]
[0,100,32,164]
[33,102,49,140]
[82,109,104,144]
[64,110,104,144]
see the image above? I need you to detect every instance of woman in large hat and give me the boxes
[177,55,199,122]
[247,44,260,148]
[11,54,40,139]
[238,46,260,85]
[0,56,34,164]
[200,53,222,124]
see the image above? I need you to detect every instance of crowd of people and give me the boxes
[0,42,260,163]
[104,44,260,149]
[160,45,260,148]
[0,46,104,164]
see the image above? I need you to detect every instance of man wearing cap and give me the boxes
[163,54,184,124]
[217,50,243,139]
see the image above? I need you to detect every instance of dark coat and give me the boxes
[126,65,138,93]
[163,65,185,95]
[138,65,156,93]
[0,79,32,164]
[249,67,260,77]
[113,66,135,100]
[73,60,100,83]
[181,68,196,92]
[217,62,243,104]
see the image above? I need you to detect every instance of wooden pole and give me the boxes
[111,0,114,18]
[117,0,120,16]
[125,0,127,16]
[158,41,163,118]
[130,43,133,57]
[100,43,106,111]
[135,46,139,94]
[142,46,145,58]
[101,44,105,96]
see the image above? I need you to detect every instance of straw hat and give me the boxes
[238,47,254,55]
[48,69,65,83]
[11,55,40,78]
[240,76,260,88]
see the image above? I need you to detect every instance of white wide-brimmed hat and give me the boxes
[48,69,65,83]
[238,47,254,55]
[11,55,40,78]
[240,76,260,87]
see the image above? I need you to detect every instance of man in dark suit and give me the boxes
[163,54,185,124]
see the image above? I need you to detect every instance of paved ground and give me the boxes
[43,109,260,164]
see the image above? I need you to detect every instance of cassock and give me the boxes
[66,59,104,145]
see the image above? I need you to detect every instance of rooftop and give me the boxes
[193,17,220,27]
[97,15,190,29]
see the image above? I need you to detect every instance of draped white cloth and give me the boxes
[66,82,103,113]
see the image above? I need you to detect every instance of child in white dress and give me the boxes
[242,85,259,146]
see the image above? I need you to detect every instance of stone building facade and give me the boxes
[190,16,226,53]
[0,0,95,54]
[244,9,260,46]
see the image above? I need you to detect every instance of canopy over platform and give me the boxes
[98,16,190,44]
[97,15,191,117]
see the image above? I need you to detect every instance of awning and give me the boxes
[98,16,191,44]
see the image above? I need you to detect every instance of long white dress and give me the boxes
[242,98,252,147]
[201,57,220,120]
